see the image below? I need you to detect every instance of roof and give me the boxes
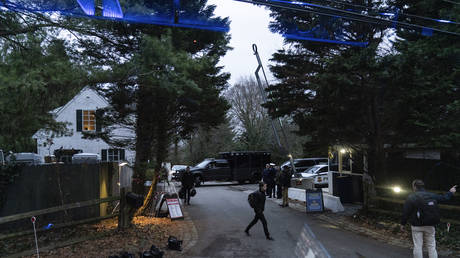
[53,86,109,117]
[33,87,110,139]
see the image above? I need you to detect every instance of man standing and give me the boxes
[266,163,277,198]
[279,166,293,207]
[245,182,274,240]
[275,165,282,199]
[262,164,272,197]
[180,166,195,205]
[400,179,456,258]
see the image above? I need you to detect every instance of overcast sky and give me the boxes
[207,0,285,86]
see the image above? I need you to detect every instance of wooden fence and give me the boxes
[0,196,121,240]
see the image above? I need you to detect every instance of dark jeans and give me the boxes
[184,187,191,204]
[245,211,270,237]
[276,184,282,198]
[266,183,275,197]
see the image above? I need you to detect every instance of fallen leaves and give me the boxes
[3,216,185,258]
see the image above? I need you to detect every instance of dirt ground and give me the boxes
[2,216,185,257]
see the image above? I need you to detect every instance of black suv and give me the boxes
[281,158,328,173]
[188,158,232,186]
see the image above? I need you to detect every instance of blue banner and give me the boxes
[306,189,324,212]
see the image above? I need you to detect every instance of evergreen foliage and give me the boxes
[0,14,86,152]
[264,0,459,181]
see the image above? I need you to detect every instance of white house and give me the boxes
[33,87,135,163]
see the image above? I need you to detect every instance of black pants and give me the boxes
[266,183,274,197]
[184,187,191,204]
[276,184,282,198]
[245,212,270,238]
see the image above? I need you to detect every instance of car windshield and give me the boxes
[304,165,322,174]
[195,159,210,168]
[172,165,187,171]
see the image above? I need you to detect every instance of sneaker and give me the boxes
[244,230,250,236]
[266,236,274,241]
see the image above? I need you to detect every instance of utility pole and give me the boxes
[252,44,297,172]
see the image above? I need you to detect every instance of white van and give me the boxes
[71,153,101,164]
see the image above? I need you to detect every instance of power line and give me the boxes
[310,0,459,25]
[441,0,460,4]
[233,0,460,36]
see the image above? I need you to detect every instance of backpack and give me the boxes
[248,192,257,208]
[415,193,441,226]
[167,236,183,251]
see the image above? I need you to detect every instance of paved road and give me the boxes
[181,183,412,258]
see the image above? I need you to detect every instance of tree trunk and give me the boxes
[133,86,155,194]
[136,97,171,216]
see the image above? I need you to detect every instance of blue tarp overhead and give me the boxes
[0,0,230,32]
[283,16,369,47]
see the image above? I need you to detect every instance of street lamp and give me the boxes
[392,186,402,193]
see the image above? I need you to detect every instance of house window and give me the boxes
[101,149,125,162]
[76,109,100,132]
[83,110,96,131]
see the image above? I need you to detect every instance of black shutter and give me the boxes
[101,149,107,161]
[96,109,102,132]
[120,149,125,160]
[76,110,82,132]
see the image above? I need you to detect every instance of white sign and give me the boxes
[404,151,440,160]
[166,198,184,220]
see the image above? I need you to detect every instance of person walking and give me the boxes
[400,179,457,258]
[180,166,195,205]
[279,166,293,207]
[245,182,274,240]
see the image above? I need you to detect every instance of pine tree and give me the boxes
[69,2,232,201]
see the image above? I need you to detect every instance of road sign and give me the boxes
[306,189,324,213]
[166,198,184,220]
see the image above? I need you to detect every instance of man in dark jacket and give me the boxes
[262,164,271,196]
[400,179,456,258]
[279,166,293,207]
[263,163,276,198]
[180,166,195,205]
[245,182,274,240]
[275,166,282,199]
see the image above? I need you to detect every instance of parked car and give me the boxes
[281,157,328,173]
[292,164,329,188]
[6,152,43,165]
[71,153,101,164]
[183,151,270,186]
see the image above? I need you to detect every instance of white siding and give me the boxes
[33,87,135,163]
